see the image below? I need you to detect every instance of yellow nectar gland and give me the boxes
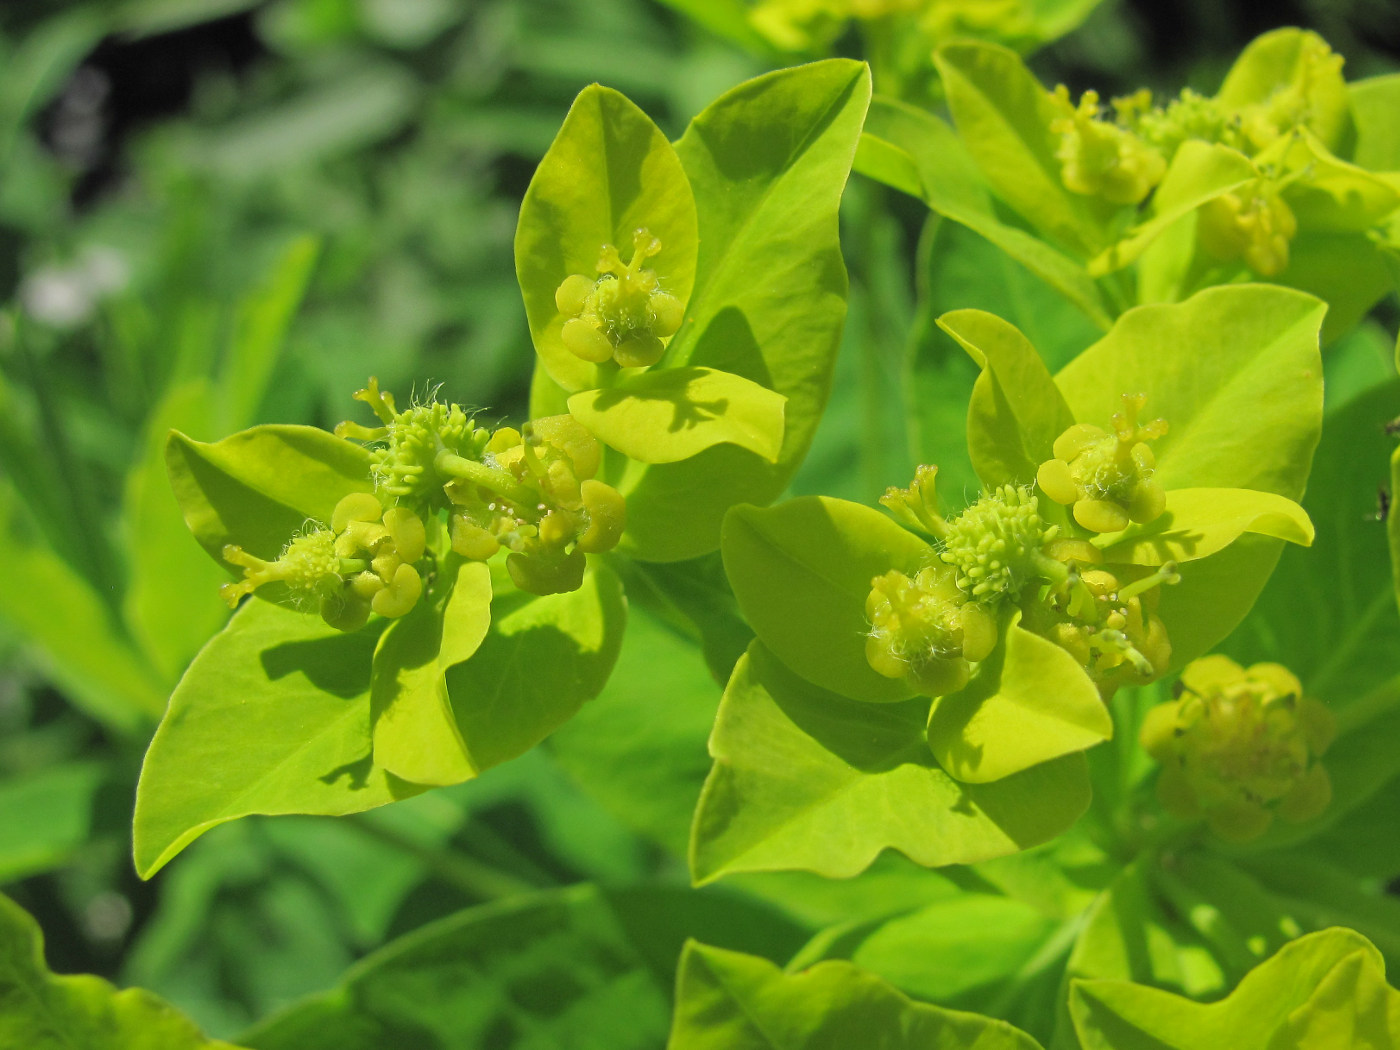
[220,491,427,631]
[1022,539,1175,696]
[1051,86,1166,206]
[445,414,625,596]
[1140,655,1335,841]
[865,564,997,697]
[1196,180,1298,277]
[555,228,685,369]
[1038,393,1168,534]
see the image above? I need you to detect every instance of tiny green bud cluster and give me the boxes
[555,228,685,369]
[1050,86,1166,205]
[221,491,427,631]
[1141,655,1335,841]
[1037,393,1168,533]
[446,414,625,596]
[938,484,1060,600]
[865,564,997,697]
[334,378,492,510]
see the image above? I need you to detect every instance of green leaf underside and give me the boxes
[132,600,419,878]
[1350,74,1400,172]
[927,619,1113,784]
[444,563,626,773]
[166,425,373,562]
[1071,928,1400,1050]
[1055,285,1325,501]
[1094,487,1314,565]
[615,59,871,562]
[1089,141,1257,276]
[668,941,1045,1049]
[722,497,930,704]
[369,560,492,786]
[690,643,1092,883]
[516,83,698,394]
[857,94,1111,328]
[568,366,787,465]
[0,893,244,1049]
[940,307,1076,487]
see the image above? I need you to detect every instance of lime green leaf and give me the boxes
[939,308,1076,488]
[516,84,697,394]
[1095,488,1313,565]
[853,130,924,200]
[123,379,228,682]
[1071,928,1393,1050]
[669,940,1046,1049]
[1224,381,1400,712]
[1391,443,1400,619]
[1350,74,1400,171]
[935,42,1107,256]
[569,366,786,465]
[133,600,419,878]
[1275,137,1400,234]
[166,425,372,562]
[1089,141,1256,275]
[615,60,870,562]
[650,0,775,54]
[1276,945,1400,1048]
[690,643,1092,883]
[928,618,1112,783]
[445,563,626,772]
[1217,28,1352,154]
[370,560,491,786]
[861,95,1111,329]
[1055,285,1325,501]
[1278,229,1395,345]
[721,498,930,704]
[0,892,245,1049]
[802,893,1057,1005]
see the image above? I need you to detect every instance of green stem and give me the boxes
[435,450,535,506]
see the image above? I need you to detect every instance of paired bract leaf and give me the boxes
[927,618,1113,784]
[516,84,698,394]
[690,642,1092,883]
[721,497,930,704]
[133,600,419,878]
[669,940,1045,1050]
[369,559,492,786]
[0,893,244,1049]
[1094,488,1313,566]
[1071,928,1400,1050]
[166,425,372,562]
[444,563,626,773]
[1350,74,1400,171]
[568,366,786,464]
[614,59,871,561]
[939,307,1075,488]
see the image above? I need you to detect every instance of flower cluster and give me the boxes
[555,228,685,369]
[865,564,997,696]
[1140,656,1335,840]
[220,492,426,631]
[1036,393,1168,533]
[1050,87,1166,206]
[1196,180,1298,277]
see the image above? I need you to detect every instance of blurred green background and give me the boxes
[0,0,1396,1038]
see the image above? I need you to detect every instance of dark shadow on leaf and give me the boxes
[319,751,375,790]
[262,621,382,699]
[686,305,773,388]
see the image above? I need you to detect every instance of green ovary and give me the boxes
[556,227,685,369]
[1037,393,1168,533]
[1140,655,1336,841]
